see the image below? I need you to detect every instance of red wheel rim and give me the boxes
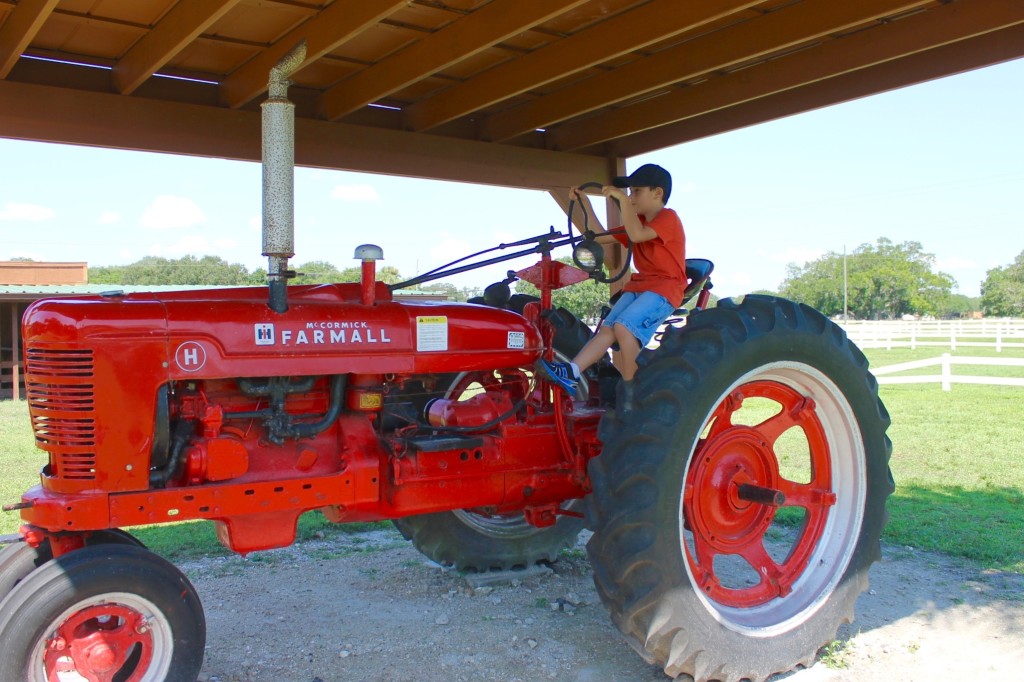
[44,603,155,682]
[684,380,838,608]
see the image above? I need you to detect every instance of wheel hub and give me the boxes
[46,604,154,681]
[687,427,782,554]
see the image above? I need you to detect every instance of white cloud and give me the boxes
[428,232,471,261]
[96,210,121,225]
[140,195,207,230]
[331,184,380,202]
[0,202,55,221]
[149,235,211,257]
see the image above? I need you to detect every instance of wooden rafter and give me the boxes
[609,21,1024,158]
[219,0,411,110]
[554,0,1024,151]
[480,0,935,142]
[403,0,764,132]
[317,0,591,122]
[0,0,58,78]
[0,78,611,191]
[113,0,242,95]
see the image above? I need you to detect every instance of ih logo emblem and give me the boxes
[174,341,207,372]
[255,323,275,346]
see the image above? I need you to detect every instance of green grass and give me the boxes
[0,400,37,525]
[2,346,1023,573]
[864,346,1024,572]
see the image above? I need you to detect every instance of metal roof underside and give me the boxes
[1,0,1022,191]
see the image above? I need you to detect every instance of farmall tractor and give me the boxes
[0,44,893,682]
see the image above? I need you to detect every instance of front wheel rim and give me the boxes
[31,592,174,682]
[681,362,866,637]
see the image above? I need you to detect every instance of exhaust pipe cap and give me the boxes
[355,244,384,261]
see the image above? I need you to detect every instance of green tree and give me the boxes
[514,257,610,322]
[779,238,955,319]
[89,255,254,285]
[294,260,343,283]
[332,264,404,285]
[936,293,980,319]
[981,250,1024,316]
[417,282,461,300]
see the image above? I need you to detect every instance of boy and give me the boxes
[537,163,686,411]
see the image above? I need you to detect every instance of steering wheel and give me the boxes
[567,181,633,284]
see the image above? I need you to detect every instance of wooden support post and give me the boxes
[11,303,20,400]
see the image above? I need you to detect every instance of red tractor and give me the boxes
[0,45,892,682]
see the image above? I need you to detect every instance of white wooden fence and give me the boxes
[871,354,1024,391]
[840,319,1024,351]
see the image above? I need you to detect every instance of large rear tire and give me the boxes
[394,305,604,572]
[587,295,893,682]
[0,544,205,682]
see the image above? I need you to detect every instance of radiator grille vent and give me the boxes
[26,349,97,480]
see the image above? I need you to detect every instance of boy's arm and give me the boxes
[603,186,659,243]
[570,186,607,234]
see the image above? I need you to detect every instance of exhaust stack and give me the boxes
[262,40,307,313]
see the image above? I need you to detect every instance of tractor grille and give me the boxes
[25,349,97,480]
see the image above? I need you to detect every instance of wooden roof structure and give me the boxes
[1,0,1022,194]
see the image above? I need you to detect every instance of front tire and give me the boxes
[0,544,205,682]
[0,529,145,599]
[587,295,893,682]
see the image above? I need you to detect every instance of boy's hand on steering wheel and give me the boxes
[601,185,628,202]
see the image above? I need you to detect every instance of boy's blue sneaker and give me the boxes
[535,359,579,396]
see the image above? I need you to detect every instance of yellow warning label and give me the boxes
[358,393,383,409]
[416,316,448,352]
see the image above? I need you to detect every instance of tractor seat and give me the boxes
[680,258,714,308]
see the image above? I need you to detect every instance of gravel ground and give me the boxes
[185,527,1024,682]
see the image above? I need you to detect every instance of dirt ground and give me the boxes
[185,527,1024,682]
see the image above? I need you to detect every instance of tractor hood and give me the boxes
[22,283,544,381]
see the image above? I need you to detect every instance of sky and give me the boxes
[1,57,1022,299]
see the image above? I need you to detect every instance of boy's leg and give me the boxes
[612,323,642,380]
[535,297,631,395]
[600,292,676,411]
[613,323,641,412]
[572,325,616,372]
[535,326,616,395]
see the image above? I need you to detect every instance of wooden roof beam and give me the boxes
[554,0,1024,151]
[612,22,1024,158]
[113,0,242,95]
[219,0,410,110]
[481,0,935,142]
[0,0,58,78]
[317,0,590,122]
[0,78,611,191]
[403,0,763,133]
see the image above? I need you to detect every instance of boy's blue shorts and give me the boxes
[603,291,676,347]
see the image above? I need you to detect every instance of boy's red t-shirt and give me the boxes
[613,208,687,306]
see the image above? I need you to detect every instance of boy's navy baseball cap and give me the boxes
[613,163,672,202]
